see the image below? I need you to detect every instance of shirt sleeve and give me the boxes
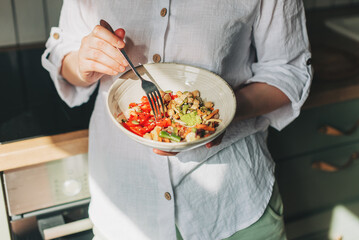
[245,0,313,130]
[41,0,98,107]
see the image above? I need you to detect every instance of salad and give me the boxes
[116,90,221,143]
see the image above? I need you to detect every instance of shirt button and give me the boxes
[164,192,172,200]
[153,54,161,63]
[53,33,60,40]
[160,8,167,17]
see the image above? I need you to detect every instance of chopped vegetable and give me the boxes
[159,131,181,142]
[182,104,189,114]
[118,90,221,142]
[205,109,219,120]
[173,127,178,135]
[180,112,202,126]
[195,124,215,132]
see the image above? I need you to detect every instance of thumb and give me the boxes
[115,28,126,40]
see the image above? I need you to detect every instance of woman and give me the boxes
[42,1,312,239]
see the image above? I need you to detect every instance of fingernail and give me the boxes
[118,41,124,48]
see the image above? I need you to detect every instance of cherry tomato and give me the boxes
[129,102,137,108]
[141,96,149,103]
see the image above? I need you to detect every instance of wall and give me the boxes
[0,0,62,48]
[1,0,359,47]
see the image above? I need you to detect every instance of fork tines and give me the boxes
[147,90,165,122]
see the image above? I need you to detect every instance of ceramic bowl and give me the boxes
[107,63,236,152]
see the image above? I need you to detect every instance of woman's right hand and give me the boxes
[61,25,128,87]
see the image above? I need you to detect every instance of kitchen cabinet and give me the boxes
[267,6,359,239]
[268,99,359,161]
[268,98,359,240]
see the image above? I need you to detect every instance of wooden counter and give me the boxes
[0,130,88,171]
[303,6,359,109]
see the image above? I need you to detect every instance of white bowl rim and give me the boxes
[106,62,237,150]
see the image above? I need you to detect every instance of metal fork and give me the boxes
[100,19,165,121]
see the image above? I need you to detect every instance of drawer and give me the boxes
[276,140,359,220]
[268,98,359,160]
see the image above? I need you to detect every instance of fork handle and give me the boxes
[119,48,143,80]
[99,19,143,80]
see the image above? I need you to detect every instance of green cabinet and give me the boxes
[268,98,359,161]
[268,98,359,239]
[278,142,359,219]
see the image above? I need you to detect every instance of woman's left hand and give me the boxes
[153,132,225,156]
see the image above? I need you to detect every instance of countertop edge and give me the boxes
[303,82,359,109]
[0,130,89,171]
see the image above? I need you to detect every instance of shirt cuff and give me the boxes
[245,54,313,131]
[42,27,98,107]
[176,117,270,163]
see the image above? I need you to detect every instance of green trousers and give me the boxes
[176,182,287,240]
[93,183,286,240]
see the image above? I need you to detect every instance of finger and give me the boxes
[89,37,128,67]
[206,141,215,149]
[85,48,126,73]
[81,59,121,76]
[92,25,125,49]
[115,28,126,39]
[206,132,225,149]
[153,149,178,156]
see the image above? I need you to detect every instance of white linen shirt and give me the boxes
[42,1,312,239]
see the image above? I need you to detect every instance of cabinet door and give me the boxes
[0,0,17,47]
[277,140,359,220]
[268,98,359,161]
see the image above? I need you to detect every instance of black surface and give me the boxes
[0,47,97,143]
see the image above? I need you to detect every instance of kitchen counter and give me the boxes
[303,6,359,109]
[0,130,88,171]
